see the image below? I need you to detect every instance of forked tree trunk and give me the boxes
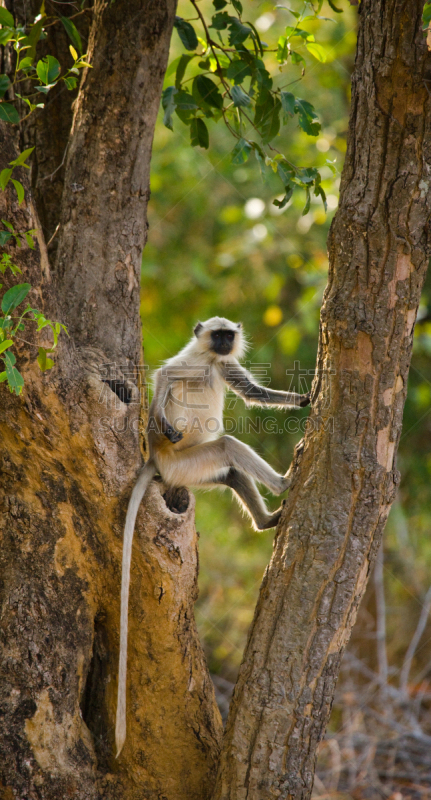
[1,1,431,800]
[0,2,222,799]
[213,2,431,798]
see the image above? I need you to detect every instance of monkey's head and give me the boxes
[193,317,246,359]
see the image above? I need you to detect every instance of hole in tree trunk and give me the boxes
[102,379,133,404]
[80,613,111,771]
[163,486,190,514]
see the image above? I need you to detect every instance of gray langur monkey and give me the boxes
[115,316,310,756]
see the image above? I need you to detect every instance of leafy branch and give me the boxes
[0,5,87,394]
[162,0,342,212]
[0,278,68,395]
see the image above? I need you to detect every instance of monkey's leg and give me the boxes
[211,468,283,530]
[222,436,289,495]
[157,435,288,496]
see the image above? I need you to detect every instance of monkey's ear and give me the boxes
[237,322,242,329]
[194,322,203,337]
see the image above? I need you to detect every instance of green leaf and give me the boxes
[255,62,273,94]
[254,89,272,124]
[175,90,199,110]
[231,138,251,164]
[247,21,264,57]
[64,75,78,90]
[190,117,209,148]
[174,88,200,123]
[0,253,20,275]
[4,351,24,395]
[231,85,251,107]
[162,86,177,130]
[1,283,31,314]
[37,84,56,95]
[60,16,82,54]
[0,339,13,355]
[174,17,198,51]
[228,18,251,46]
[306,42,327,62]
[36,55,61,85]
[275,162,295,207]
[11,180,24,205]
[290,51,306,66]
[165,56,182,80]
[226,59,252,85]
[262,98,281,144]
[24,231,35,249]
[37,346,54,372]
[255,93,281,144]
[294,97,321,135]
[423,2,431,28]
[31,310,49,331]
[0,74,10,98]
[0,371,6,383]
[0,28,13,46]
[9,146,35,168]
[0,231,12,246]
[213,0,227,7]
[276,36,288,64]
[252,142,267,178]
[277,161,295,187]
[297,166,319,184]
[285,26,310,39]
[210,12,231,30]
[280,91,295,121]
[15,94,40,113]
[302,187,311,216]
[20,18,44,61]
[175,54,195,89]
[0,7,14,27]
[18,57,33,71]
[195,75,223,109]
[273,188,293,209]
[328,0,343,11]
[2,220,14,231]
[0,103,19,124]
[0,168,13,190]
[231,0,243,13]
[314,182,327,211]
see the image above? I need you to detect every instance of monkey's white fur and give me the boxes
[115,317,310,756]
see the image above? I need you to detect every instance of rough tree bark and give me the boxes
[0,2,222,800]
[213,2,431,798]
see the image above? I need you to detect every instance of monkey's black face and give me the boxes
[210,329,235,355]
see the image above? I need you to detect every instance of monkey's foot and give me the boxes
[257,508,283,530]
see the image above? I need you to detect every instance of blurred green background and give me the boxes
[141,0,431,692]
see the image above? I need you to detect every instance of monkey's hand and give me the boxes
[299,392,311,408]
[162,419,183,443]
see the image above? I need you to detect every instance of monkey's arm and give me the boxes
[220,361,310,409]
[153,377,183,443]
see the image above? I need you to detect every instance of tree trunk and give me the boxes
[0,3,222,799]
[213,2,431,798]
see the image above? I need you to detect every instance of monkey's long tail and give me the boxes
[116,458,157,758]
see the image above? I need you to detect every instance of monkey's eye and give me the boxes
[226,332,234,342]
